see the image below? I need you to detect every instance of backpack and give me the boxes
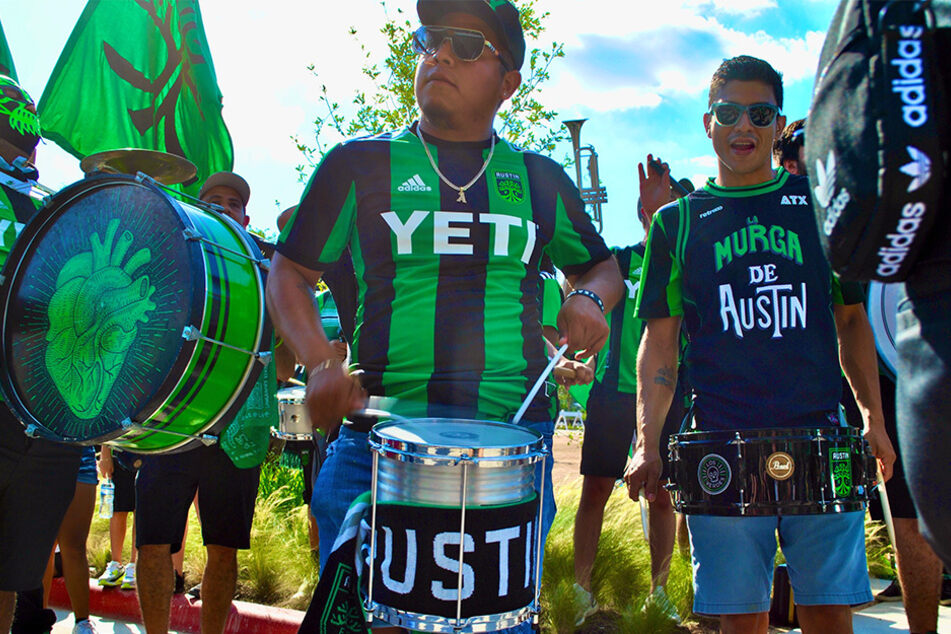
[806,0,948,281]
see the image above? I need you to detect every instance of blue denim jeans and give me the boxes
[311,421,556,632]
[896,283,951,568]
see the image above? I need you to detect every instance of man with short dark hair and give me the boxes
[135,171,272,634]
[773,118,806,175]
[268,1,621,630]
[0,75,82,633]
[626,55,894,634]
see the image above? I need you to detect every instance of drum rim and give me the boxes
[368,600,534,633]
[670,425,862,443]
[369,419,544,460]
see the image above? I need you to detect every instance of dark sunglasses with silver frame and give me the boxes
[709,102,781,128]
[412,25,510,70]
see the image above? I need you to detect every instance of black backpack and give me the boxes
[807,0,948,281]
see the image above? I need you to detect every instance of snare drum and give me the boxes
[274,386,312,441]
[366,419,547,633]
[0,174,269,452]
[867,281,900,379]
[668,426,875,516]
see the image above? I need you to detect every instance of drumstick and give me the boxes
[877,467,898,554]
[553,366,576,380]
[638,487,650,542]
[512,343,568,424]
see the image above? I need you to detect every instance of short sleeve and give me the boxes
[636,201,683,319]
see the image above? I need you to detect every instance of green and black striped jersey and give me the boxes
[637,169,850,430]
[278,123,611,422]
[594,245,646,395]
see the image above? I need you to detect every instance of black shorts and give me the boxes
[868,376,917,520]
[135,444,260,553]
[112,461,136,513]
[581,381,685,480]
[0,413,81,591]
[284,440,316,506]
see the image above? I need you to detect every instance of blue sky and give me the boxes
[1,0,839,247]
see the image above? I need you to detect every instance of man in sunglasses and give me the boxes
[269,0,621,628]
[625,55,894,633]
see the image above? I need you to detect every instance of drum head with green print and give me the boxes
[0,175,202,442]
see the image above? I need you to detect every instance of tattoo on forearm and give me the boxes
[654,366,675,390]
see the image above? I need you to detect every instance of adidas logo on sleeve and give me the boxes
[398,174,433,192]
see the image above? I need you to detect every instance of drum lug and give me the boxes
[257,258,271,273]
[24,424,40,438]
[181,228,270,267]
[182,325,267,362]
[121,417,219,446]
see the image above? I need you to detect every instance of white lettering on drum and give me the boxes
[486,526,520,597]
[381,526,417,595]
[432,532,476,601]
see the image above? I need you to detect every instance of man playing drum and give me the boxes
[267,0,622,629]
[0,75,83,633]
[625,56,895,634]
[135,171,280,634]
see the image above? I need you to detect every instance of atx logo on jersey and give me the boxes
[780,195,807,205]
[381,210,538,264]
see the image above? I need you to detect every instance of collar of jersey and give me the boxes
[703,167,789,198]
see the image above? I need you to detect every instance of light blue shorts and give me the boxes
[686,511,872,615]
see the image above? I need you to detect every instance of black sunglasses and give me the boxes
[412,26,508,69]
[708,102,781,128]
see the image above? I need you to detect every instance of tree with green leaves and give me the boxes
[294,0,564,179]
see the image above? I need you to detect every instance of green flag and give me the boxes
[0,20,17,81]
[38,0,233,192]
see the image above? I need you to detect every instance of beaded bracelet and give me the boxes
[566,288,604,313]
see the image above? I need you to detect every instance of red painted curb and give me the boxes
[49,577,304,634]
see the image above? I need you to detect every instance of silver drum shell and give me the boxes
[274,387,312,441]
[368,419,544,507]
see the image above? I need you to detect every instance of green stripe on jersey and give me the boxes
[703,169,790,197]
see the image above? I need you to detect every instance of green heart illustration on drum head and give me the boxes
[44,218,156,419]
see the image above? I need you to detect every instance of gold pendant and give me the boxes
[456,189,467,204]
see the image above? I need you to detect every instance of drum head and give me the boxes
[0,175,205,442]
[370,418,543,463]
[867,282,900,378]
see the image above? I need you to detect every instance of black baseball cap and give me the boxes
[417,0,525,71]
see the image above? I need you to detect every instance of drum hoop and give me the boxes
[670,425,862,444]
[368,602,534,633]
[369,419,545,463]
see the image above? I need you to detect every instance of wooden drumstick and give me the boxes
[553,366,576,380]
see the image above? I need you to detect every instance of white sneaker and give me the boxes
[72,618,98,633]
[643,585,681,624]
[97,560,123,587]
[120,562,136,590]
[572,582,598,626]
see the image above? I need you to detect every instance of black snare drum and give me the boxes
[668,426,875,516]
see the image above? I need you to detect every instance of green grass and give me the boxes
[88,467,896,630]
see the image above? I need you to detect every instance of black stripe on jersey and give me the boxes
[427,142,491,417]
[524,153,604,277]
[351,140,393,396]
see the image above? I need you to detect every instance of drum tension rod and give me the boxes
[120,418,218,445]
[181,228,271,271]
[181,326,273,365]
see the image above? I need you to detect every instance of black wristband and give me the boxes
[566,289,604,313]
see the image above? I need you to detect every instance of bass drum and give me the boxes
[867,281,900,379]
[0,174,269,453]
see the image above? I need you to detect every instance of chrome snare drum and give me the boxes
[668,426,875,516]
[274,386,312,441]
[366,419,547,633]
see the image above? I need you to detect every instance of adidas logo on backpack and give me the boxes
[398,174,432,192]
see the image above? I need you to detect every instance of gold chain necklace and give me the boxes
[415,123,495,204]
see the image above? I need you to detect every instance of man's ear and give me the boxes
[703,112,713,139]
[501,70,521,102]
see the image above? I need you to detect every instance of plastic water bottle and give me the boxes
[99,478,114,519]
